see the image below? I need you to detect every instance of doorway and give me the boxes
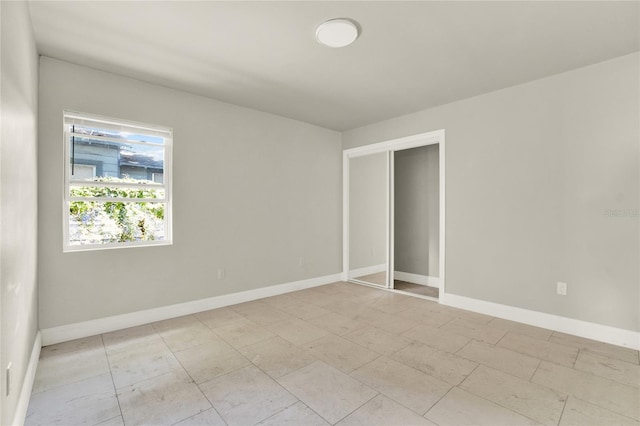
[342,130,445,300]
[392,144,440,299]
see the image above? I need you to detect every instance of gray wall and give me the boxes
[349,152,387,270]
[394,145,439,277]
[1,1,39,423]
[344,53,640,332]
[39,57,342,329]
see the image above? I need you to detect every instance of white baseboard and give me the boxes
[41,273,342,346]
[12,331,41,426]
[394,271,440,288]
[348,264,386,280]
[440,293,640,350]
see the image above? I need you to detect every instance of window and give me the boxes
[63,111,172,251]
[151,172,164,184]
[72,164,96,180]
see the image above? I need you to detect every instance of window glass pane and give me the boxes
[70,135,165,183]
[72,125,165,144]
[69,184,165,199]
[68,201,166,246]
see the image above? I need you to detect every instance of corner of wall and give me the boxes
[1,0,40,424]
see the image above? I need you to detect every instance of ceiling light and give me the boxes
[315,18,360,48]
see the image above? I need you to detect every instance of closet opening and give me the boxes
[392,144,440,300]
[342,130,445,301]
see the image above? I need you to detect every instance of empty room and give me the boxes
[1,1,639,425]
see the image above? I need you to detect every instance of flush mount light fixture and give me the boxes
[315,18,360,48]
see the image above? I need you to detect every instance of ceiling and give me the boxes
[28,1,639,131]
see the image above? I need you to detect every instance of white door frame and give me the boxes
[388,150,394,290]
[342,129,446,299]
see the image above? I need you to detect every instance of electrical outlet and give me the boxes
[298,257,304,267]
[6,363,11,396]
[217,268,225,280]
[557,282,567,296]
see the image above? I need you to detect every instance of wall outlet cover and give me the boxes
[557,282,568,296]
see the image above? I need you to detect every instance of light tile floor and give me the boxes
[350,272,439,298]
[26,282,640,426]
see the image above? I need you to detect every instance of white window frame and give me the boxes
[63,110,173,252]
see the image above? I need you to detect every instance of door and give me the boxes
[348,151,389,287]
[343,130,445,297]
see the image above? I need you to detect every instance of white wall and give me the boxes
[38,57,342,329]
[1,1,39,423]
[349,152,387,271]
[394,144,439,277]
[344,53,640,332]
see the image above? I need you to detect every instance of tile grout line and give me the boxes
[28,361,110,396]
[190,380,229,426]
[435,316,456,330]
[345,355,440,418]
[453,337,475,355]
[493,329,509,346]
[452,343,546,384]
[174,316,257,424]
[246,400,300,426]
[575,401,640,424]
[460,364,565,425]
[556,395,569,426]
[459,362,481,387]
[339,324,413,356]
[421,384,455,418]
[329,390,380,425]
[272,358,366,426]
[527,359,543,382]
[261,399,330,426]
[457,381,548,426]
[492,332,581,368]
[303,333,388,365]
[570,347,580,368]
[528,357,543,383]
[100,334,125,425]
[244,359,326,425]
[150,316,236,424]
[539,349,640,391]
[548,333,639,363]
[181,313,318,425]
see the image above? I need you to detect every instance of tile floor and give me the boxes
[26,282,640,426]
[393,281,439,299]
[352,271,388,287]
[350,272,439,299]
